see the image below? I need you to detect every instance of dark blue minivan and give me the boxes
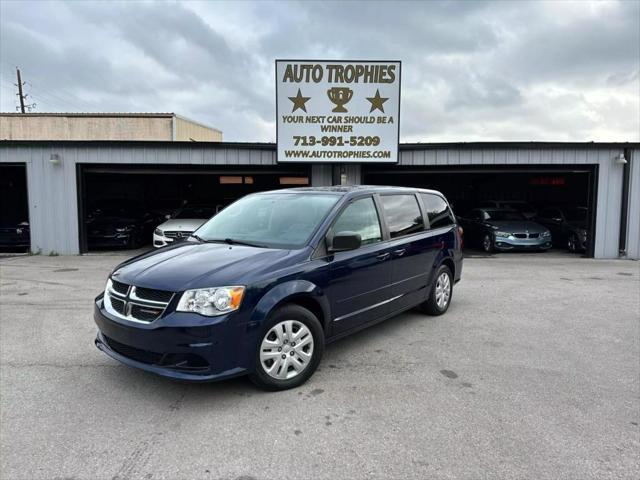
[94,186,463,390]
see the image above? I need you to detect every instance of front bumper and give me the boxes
[153,233,174,248]
[0,231,30,246]
[494,236,552,251]
[88,233,133,247]
[93,296,250,382]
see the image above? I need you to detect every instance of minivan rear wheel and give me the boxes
[420,265,453,316]
[249,304,324,391]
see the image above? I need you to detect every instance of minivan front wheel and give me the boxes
[420,265,453,316]
[249,304,324,391]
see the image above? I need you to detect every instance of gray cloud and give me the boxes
[0,0,637,142]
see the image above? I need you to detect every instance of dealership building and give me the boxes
[1,135,638,258]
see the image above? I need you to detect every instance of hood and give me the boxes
[111,242,303,291]
[157,218,207,231]
[487,220,548,233]
[0,221,29,229]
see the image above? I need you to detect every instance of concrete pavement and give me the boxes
[0,252,638,479]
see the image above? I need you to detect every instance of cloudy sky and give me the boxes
[0,0,638,142]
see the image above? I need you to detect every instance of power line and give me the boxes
[0,61,100,112]
[0,67,93,112]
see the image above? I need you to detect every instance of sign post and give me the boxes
[276,60,401,164]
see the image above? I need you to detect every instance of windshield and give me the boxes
[502,202,533,212]
[485,210,526,221]
[564,207,587,222]
[194,193,340,248]
[91,205,146,218]
[174,206,216,219]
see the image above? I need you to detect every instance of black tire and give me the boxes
[567,233,577,253]
[248,304,325,391]
[419,265,453,316]
[482,233,493,253]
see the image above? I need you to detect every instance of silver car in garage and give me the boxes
[461,208,552,253]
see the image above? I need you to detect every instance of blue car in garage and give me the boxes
[94,186,463,390]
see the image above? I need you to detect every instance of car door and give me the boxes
[463,209,484,246]
[419,192,458,282]
[326,196,394,335]
[378,193,433,313]
[537,208,563,241]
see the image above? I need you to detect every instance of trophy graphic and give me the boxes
[327,87,353,113]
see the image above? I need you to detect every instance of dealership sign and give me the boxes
[276,60,401,163]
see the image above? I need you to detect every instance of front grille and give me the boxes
[514,233,527,239]
[529,233,539,239]
[130,304,164,321]
[135,287,174,303]
[110,297,126,315]
[106,279,174,323]
[164,231,193,239]
[111,279,129,295]
[104,335,163,365]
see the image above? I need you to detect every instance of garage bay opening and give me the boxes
[363,165,597,257]
[77,164,310,253]
[0,164,30,253]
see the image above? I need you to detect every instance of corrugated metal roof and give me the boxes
[0,140,637,148]
[0,112,175,118]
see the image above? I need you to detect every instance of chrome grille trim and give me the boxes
[164,231,193,239]
[130,286,173,306]
[104,279,174,324]
[512,232,542,239]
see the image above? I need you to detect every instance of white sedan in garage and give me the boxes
[153,205,217,248]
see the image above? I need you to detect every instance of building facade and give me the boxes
[0,113,222,142]
[0,140,638,258]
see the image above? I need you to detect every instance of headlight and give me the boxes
[115,226,133,233]
[494,231,510,238]
[176,286,245,316]
[154,228,163,236]
[541,230,551,237]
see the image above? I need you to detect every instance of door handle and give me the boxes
[376,252,390,261]
[393,248,406,257]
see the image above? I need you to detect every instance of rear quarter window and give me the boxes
[420,193,456,229]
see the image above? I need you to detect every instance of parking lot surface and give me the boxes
[1,252,638,480]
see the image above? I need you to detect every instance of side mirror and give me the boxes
[329,231,361,252]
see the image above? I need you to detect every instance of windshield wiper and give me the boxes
[222,238,265,248]
[188,233,207,242]
[197,237,267,248]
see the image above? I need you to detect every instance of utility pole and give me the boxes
[16,68,26,113]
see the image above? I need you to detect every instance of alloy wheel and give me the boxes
[568,235,576,252]
[483,234,492,252]
[259,320,314,380]
[434,272,451,310]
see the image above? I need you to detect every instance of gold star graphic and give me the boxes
[366,89,388,113]
[288,88,311,113]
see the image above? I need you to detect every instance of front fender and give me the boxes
[249,279,330,333]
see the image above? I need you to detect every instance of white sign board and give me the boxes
[276,60,401,163]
